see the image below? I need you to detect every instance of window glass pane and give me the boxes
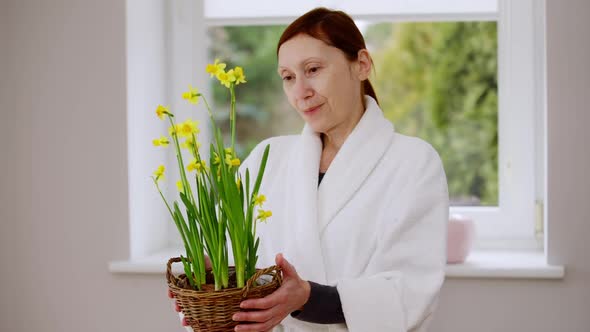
[366,21,498,206]
[207,25,300,156]
[207,21,498,206]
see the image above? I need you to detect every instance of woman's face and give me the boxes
[277,34,368,134]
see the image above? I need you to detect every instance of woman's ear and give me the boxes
[356,49,372,81]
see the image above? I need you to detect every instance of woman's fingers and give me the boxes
[240,287,287,310]
[179,312,192,330]
[234,318,280,332]
[233,306,279,323]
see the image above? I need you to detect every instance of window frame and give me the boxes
[153,0,546,254]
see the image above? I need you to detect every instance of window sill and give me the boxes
[445,250,564,279]
[109,248,565,280]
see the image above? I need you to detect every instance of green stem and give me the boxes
[230,85,236,154]
[154,179,194,271]
[167,117,196,207]
[153,179,174,218]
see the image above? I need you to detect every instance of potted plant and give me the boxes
[151,60,282,331]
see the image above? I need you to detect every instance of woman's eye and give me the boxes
[282,75,293,81]
[308,67,319,74]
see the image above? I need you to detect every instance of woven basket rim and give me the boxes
[166,256,282,298]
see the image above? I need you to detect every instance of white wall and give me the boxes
[0,1,177,331]
[0,0,589,331]
[0,1,17,330]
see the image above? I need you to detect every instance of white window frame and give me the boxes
[127,0,546,258]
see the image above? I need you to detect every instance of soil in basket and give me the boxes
[177,269,239,291]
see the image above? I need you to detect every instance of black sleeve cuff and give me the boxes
[290,281,346,324]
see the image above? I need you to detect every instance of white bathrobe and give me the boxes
[239,96,449,332]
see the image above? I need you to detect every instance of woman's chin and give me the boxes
[306,121,328,134]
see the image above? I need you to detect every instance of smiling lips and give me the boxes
[303,104,323,114]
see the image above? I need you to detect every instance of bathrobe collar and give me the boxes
[289,96,395,283]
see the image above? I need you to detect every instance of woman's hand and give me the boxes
[168,290,194,331]
[231,253,311,332]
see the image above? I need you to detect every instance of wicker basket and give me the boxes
[166,257,283,331]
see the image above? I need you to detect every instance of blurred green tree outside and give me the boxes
[208,21,498,206]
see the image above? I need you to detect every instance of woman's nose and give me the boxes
[293,77,313,100]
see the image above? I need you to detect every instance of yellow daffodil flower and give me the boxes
[257,209,272,223]
[181,136,201,151]
[187,159,208,173]
[187,159,198,172]
[253,194,266,207]
[155,105,171,120]
[178,119,199,138]
[213,152,221,165]
[216,70,235,88]
[153,165,165,182]
[224,154,241,168]
[176,180,184,193]
[206,59,226,78]
[182,85,200,105]
[233,66,246,85]
[152,136,170,147]
[168,124,181,137]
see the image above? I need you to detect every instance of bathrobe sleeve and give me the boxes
[336,144,449,332]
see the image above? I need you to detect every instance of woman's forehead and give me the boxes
[278,34,337,68]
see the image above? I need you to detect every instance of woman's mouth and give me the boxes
[303,104,323,115]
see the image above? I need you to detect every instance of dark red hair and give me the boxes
[277,7,379,106]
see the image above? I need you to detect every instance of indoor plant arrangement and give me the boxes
[151,60,282,331]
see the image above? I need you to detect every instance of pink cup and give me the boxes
[447,214,476,264]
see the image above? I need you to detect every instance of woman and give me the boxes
[178,7,449,332]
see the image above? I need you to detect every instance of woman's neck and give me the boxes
[319,102,366,172]
[321,104,365,152]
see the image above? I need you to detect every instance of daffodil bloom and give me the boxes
[153,165,165,182]
[181,136,201,151]
[253,194,266,207]
[187,159,199,172]
[257,209,272,223]
[187,159,209,173]
[224,147,234,155]
[152,136,170,147]
[176,180,184,193]
[225,154,241,168]
[233,66,246,85]
[213,152,221,165]
[216,70,235,88]
[168,124,180,137]
[155,105,171,120]
[182,85,200,105]
[206,59,226,78]
[178,119,199,138]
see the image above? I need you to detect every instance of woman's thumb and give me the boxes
[276,253,296,277]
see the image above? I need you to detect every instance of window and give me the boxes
[126,0,546,258]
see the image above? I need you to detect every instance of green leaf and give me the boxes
[252,144,270,195]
